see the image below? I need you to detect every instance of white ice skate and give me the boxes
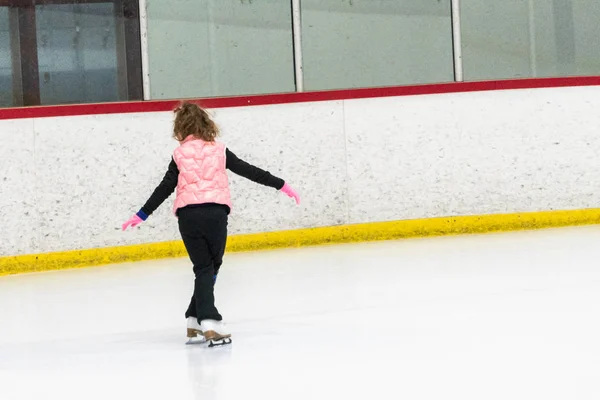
[186,317,206,345]
[200,319,232,347]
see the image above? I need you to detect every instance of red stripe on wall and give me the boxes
[1,76,599,121]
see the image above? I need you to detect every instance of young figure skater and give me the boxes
[122,102,300,345]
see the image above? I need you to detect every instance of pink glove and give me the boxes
[122,215,143,231]
[281,183,300,205]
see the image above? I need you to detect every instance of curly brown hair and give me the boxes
[173,101,219,142]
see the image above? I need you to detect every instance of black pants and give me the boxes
[178,205,228,322]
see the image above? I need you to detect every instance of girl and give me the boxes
[122,102,300,345]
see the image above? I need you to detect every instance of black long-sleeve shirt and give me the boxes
[137,149,284,219]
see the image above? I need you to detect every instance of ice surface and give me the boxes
[2,226,600,400]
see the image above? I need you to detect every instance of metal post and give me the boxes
[528,0,537,77]
[207,0,218,95]
[291,0,304,92]
[451,0,464,82]
[138,0,151,100]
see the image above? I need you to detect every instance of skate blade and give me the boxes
[208,338,232,348]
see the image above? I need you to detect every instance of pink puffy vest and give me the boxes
[172,136,232,215]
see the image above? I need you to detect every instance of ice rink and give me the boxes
[2,226,600,400]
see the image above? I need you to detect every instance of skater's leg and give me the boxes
[178,208,222,322]
[203,207,228,283]
[184,296,196,319]
[196,207,231,342]
[191,256,221,321]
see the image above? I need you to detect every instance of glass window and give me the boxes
[0,7,13,107]
[0,0,141,109]
[146,0,296,100]
[300,0,455,91]
[36,2,121,105]
[460,0,600,80]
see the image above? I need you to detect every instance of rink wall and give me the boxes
[2,77,600,275]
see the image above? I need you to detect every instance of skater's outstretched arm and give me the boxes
[139,158,180,218]
[122,158,179,230]
[226,149,300,204]
[225,149,284,189]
